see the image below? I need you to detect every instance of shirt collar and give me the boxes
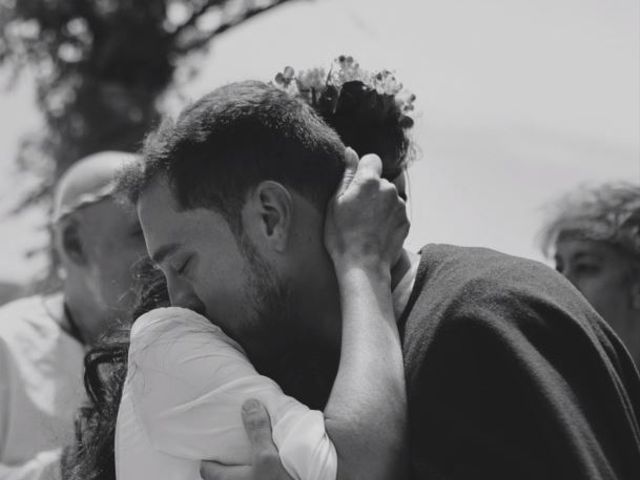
[391,258,419,319]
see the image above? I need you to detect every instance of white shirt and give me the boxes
[392,254,418,319]
[0,294,86,480]
[116,257,419,480]
[116,307,337,480]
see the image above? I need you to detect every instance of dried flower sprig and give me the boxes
[273,55,416,127]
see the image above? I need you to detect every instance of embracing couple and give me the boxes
[70,58,640,480]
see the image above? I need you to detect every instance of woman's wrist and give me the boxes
[333,255,392,286]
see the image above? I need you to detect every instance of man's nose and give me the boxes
[167,279,206,315]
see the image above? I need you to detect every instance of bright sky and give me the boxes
[0,0,638,283]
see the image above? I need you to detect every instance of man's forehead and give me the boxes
[137,176,176,213]
[556,238,608,259]
[137,179,234,249]
[137,181,185,243]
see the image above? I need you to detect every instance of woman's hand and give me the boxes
[325,148,410,275]
[323,148,409,480]
[200,400,292,480]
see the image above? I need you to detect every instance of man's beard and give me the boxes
[238,234,338,409]
[236,232,293,370]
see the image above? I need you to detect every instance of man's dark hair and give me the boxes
[122,80,347,231]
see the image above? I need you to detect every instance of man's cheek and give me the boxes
[197,287,226,324]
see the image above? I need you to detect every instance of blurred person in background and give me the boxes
[0,151,147,480]
[0,282,24,307]
[541,182,640,367]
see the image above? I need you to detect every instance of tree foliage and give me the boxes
[0,0,295,205]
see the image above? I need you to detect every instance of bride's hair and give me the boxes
[62,263,169,480]
[273,55,417,180]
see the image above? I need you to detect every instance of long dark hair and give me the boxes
[63,263,169,480]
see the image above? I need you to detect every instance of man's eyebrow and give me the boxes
[150,243,181,266]
[572,252,602,262]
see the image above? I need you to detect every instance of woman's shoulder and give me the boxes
[132,306,228,342]
[127,307,258,399]
[129,307,247,364]
[132,306,215,335]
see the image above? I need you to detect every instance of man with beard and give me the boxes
[125,81,640,480]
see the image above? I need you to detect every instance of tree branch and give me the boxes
[173,0,298,54]
[169,0,229,40]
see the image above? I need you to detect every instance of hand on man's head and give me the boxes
[325,147,410,273]
[200,399,293,480]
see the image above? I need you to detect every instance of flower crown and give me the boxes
[273,55,416,128]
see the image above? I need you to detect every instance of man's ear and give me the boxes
[60,222,87,266]
[252,181,292,253]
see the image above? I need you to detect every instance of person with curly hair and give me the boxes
[541,182,640,366]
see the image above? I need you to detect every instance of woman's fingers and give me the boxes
[336,147,360,197]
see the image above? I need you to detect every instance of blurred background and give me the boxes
[0,0,638,301]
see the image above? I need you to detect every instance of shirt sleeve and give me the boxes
[0,449,62,480]
[128,307,336,480]
[0,321,56,480]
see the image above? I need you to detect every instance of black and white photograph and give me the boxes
[0,1,639,479]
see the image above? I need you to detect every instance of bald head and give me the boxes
[53,151,139,224]
[53,151,148,344]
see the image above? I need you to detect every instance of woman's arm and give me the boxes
[323,150,409,480]
[200,151,409,480]
[326,263,407,480]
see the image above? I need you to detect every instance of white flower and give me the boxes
[273,55,417,127]
[327,55,370,88]
[274,66,299,96]
[296,67,327,93]
[395,90,416,113]
[371,70,403,96]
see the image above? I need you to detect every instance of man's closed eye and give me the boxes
[176,256,193,277]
